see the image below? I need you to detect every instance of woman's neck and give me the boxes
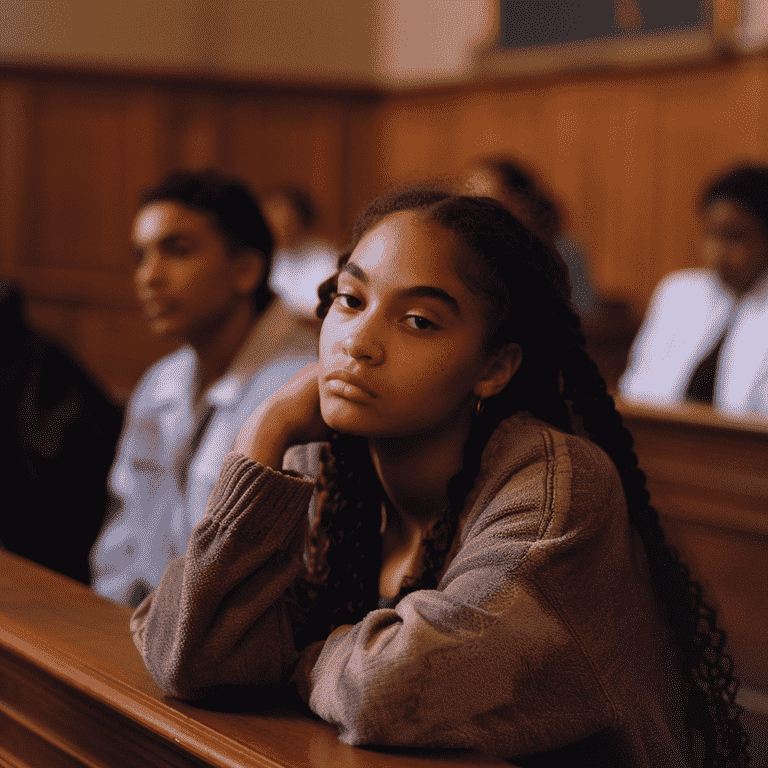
[368,411,474,531]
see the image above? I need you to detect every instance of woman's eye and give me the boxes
[335,292,362,310]
[404,315,435,331]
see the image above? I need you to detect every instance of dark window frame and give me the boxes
[473,0,741,81]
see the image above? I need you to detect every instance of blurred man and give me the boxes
[91,171,317,605]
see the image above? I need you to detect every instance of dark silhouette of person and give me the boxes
[0,280,122,583]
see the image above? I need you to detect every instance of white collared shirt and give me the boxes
[619,268,768,417]
[269,239,337,319]
[91,298,317,604]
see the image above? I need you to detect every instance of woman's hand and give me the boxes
[234,362,331,470]
[291,640,326,705]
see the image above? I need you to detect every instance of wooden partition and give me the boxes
[378,55,768,309]
[618,399,768,765]
[0,551,511,768]
[4,56,768,400]
[0,64,384,401]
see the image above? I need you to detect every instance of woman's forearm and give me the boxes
[130,453,315,698]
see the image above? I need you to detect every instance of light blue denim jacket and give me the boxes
[91,298,316,605]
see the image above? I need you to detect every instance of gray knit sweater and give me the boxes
[130,412,692,767]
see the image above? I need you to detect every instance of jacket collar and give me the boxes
[145,297,298,411]
[205,297,298,409]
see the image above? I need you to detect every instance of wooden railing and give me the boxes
[0,551,509,768]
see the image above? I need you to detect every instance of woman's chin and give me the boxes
[320,399,375,436]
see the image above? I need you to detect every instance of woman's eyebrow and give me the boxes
[340,262,461,316]
[399,286,461,317]
[340,261,367,283]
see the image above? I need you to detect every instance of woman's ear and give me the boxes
[474,343,522,400]
[234,249,268,297]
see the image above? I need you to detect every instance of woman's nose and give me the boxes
[341,316,385,365]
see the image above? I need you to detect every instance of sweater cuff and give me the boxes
[205,451,316,534]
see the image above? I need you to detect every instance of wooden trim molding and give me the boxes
[0,57,387,100]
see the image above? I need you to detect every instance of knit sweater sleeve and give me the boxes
[130,452,315,699]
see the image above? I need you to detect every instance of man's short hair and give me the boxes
[700,163,768,234]
[139,170,274,313]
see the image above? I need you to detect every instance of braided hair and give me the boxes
[307,186,749,767]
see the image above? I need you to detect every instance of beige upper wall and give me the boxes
[375,0,493,86]
[0,0,494,85]
[222,0,377,83]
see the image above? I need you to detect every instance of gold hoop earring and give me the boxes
[476,397,484,415]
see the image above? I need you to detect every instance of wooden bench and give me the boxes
[0,551,509,768]
[617,398,768,766]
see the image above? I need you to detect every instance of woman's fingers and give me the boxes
[233,362,331,467]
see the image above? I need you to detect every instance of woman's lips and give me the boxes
[324,371,377,402]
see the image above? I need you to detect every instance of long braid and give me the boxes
[306,432,382,635]
[554,308,748,766]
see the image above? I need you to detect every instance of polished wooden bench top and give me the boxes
[0,551,509,768]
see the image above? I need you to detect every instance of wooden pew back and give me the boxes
[618,399,768,766]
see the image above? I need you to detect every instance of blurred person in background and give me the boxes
[464,154,597,317]
[1,280,122,583]
[261,186,338,321]
[91,170,318,606]
[620,163,768,417]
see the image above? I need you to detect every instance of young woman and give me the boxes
[131,188,748,767]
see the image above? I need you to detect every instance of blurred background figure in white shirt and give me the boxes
[261,186,338,322]
[620,164,768,417]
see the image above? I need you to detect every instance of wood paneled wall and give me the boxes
[0,67,383,401]
[2,55,768,399]
[379,56,768,307]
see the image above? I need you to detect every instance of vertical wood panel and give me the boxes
[33,87,129,274]
[259,95,347,242]
[342,97,386,234]
[0,70,383,396]
[0,81,32,269]
[225,96,266,193]
[124,91,165,219]
[380,58,768,311]
[178,93,225,170]
[379,92,461,184]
